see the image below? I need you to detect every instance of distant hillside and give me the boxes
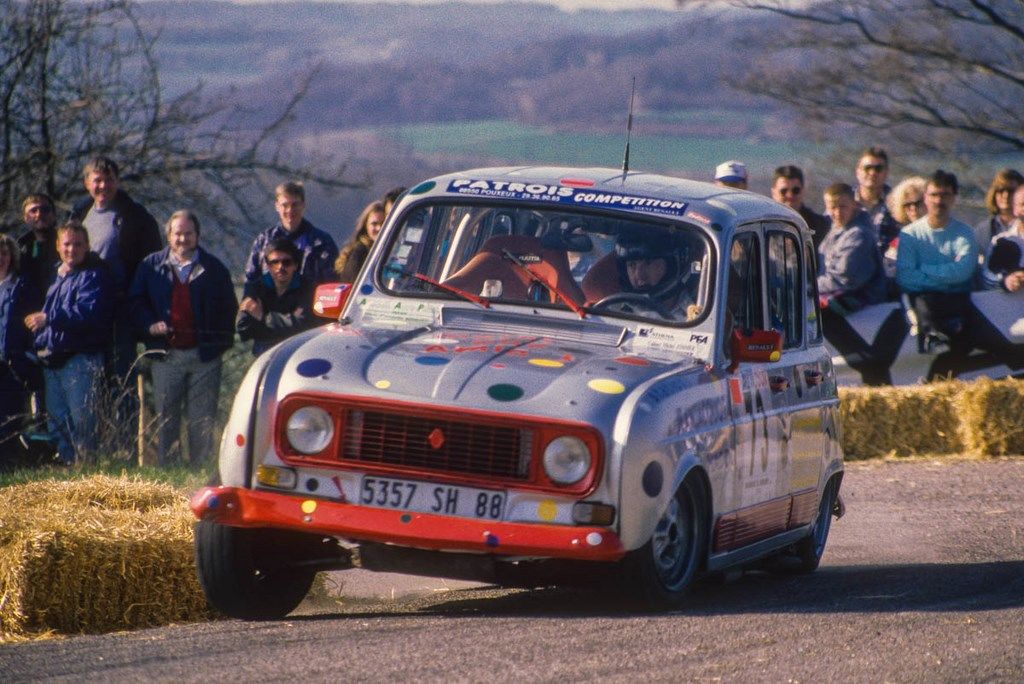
[139,1,784,137]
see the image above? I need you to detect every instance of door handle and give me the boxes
[770,375,790,392]
[804,369,824,386]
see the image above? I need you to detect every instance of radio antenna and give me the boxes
[621,76,636,179]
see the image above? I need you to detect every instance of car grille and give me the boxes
[340,409,532,480]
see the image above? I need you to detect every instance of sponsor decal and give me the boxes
[446,179,688,217]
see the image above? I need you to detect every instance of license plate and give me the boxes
[358,475,506,521]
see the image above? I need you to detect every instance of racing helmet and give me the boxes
[614,231,684,299]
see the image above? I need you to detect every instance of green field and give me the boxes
[379,118,813,179]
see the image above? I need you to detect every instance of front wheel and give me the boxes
[194,520,318,620]
[620,476,708,609]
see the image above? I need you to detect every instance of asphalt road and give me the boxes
[2,458,1023,682]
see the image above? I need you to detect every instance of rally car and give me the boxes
[191,167,844,617]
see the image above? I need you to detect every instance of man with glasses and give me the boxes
[18,193,59,299]
[896,170,978,374]
[243,181,338,297]
[853,146,900,255]
[771,165,828,248]
[237,238,316,356]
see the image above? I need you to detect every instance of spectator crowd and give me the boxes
[1,147,1021,468]
[0,155,403,467]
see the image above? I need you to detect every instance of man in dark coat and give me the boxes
[238,238,316,356]
[130,210,238,466]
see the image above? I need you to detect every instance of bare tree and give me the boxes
[680,0,1024,159]
[0,0,364,253]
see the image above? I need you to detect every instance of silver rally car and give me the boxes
[191,166,844,617]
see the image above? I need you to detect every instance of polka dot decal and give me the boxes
[537,500,557,521]
[301,500,317,514]
[487,384,524,401]
[235,434,245,447]
[529,358,564,368]
[588,378,625,395]
[415,355,450,366]
[614,356,650,366]
[374,379,392,389]
[296,358,332,377]
[360,283,374,295]
[408,180,436,195]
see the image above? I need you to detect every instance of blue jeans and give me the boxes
[44,353,104,464]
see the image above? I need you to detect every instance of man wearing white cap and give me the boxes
[714,160,748,190]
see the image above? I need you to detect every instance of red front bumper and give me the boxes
[190,486,625,561]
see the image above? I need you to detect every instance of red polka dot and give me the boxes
[614,356,650,366]
[235,434,246,447]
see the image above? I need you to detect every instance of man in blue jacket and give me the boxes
[129,210,238,466]
[243,181,338,296]
[24,222,114,465]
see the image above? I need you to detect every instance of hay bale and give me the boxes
[839,382,963,459]
[957,378,1024,456]
[0,476,212,640]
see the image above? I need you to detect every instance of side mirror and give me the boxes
[312,282,352,319]
[728,328,782,372]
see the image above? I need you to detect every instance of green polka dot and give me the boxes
[409,180,436,195]
[488,384,524,401]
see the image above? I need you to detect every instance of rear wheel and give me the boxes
[194,521,319,620]
[791,478,839,573]
[621,475,708,609]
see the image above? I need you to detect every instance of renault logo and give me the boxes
[427,428,445,450]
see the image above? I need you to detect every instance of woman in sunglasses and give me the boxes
[237,238,316,356]
[973,169,1023,255]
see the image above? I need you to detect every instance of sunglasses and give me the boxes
[902,199,924,209]
[779,187,803,196]
[265,257,295,267]
[860,163,886,173]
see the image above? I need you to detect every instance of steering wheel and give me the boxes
[588,292,671,318]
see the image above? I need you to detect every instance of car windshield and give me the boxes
[378,202,712,325]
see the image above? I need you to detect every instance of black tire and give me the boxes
[791,478,839,573]
[194,520,317,620]
[621,475,708,609]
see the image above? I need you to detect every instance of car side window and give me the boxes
[722,231,763,358]
[767,229,802,349]
[803,239,823,343]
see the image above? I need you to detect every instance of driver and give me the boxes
[613,232,697,320]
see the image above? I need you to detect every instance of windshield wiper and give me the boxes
[412,272,490,308]
[500,249,586,319]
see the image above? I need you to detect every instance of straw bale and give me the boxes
[0,476,212,640]
[839,382,963,459]
[956,378,1024,456]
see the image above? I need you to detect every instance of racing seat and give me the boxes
[443,234,585,305]
[581,252,621,303]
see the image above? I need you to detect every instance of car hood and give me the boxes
[274,321,695,420]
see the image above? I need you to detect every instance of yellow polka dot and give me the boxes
[301,500,317,514]
[588,378,625,395]
[529,358,564,368]
[769,351,781,362]
[537,500,558,521]
[375,379,392,389]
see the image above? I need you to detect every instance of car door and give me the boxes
[764,223,826,526]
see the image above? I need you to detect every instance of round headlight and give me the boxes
[542,436,591,485]
[285,406,334,454]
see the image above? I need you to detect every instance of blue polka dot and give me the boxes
[360,283,374,295]
[485,534,499,547]
[415,355,450,366]
[642,462,663,498]
[296,358,332,377]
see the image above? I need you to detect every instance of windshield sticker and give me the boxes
[358,298,439,328]
[446,179,688,218]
